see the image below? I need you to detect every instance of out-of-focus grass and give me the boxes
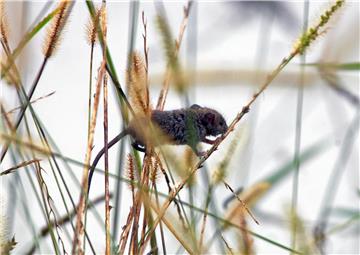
[1,1,358,254]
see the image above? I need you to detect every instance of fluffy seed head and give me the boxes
[42,0,69,58]
[85,7,100,45]
[0,2,10,47]
[127,52,151,116]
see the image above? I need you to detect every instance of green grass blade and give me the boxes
[303,62,360,71]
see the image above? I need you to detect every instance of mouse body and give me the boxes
[128,104,228,149]
[88,104,228,193]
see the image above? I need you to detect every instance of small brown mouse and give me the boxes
[88,104,228,193]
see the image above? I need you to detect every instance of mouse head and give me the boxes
[191,105,228,136]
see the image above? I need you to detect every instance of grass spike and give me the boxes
[0,1,10,49]
[126,154,136,194]
[127,51,151,116]
[294,0,344,55]
[85,6,100,45]
[42,0,69,58]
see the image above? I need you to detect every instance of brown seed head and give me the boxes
[42,0,69,58]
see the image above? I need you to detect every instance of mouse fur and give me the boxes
[128,104,228,150]
[88,104,227,194]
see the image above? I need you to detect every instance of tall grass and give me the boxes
[1,1,358,254]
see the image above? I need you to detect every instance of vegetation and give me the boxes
[1,1,358,254]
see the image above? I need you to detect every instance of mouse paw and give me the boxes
[196,150,207,157]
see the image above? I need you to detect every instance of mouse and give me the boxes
[88,104,228,193]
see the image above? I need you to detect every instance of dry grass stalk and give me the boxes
[103,71,111,255]
[221,234,234,255]
[198,200,209,253]
[98,2,111,254]
[42,0,69,58]
[72,60,106,255]
[85,5,101,142]
[141,1,344,248]
[118,206,135,254]
[224,181,259,225]
[35,161,68,255]
[156,2,192,110]
[142,11,150,109]
[238,213,254,255]
[118,155,137,253]
[225,182,271,229]
[0,158,40,176]
[1,91,56,117]
[73,3,109,252]
[129,155,153,254]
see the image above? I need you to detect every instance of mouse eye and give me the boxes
[220,121,224,126]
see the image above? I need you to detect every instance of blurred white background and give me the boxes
[1,1,359,254]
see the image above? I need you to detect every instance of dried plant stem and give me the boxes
[118,207,135,254]
[223,181,259,225]
[87,43,95,141]
[239,213,253,255]
[139,206,149,250]
[142,11,150,110]
[0,158,40,176]
[98,1,111,254]
[103,72,110,255]
[35,162,67,255]
[221,234,234,255]
[130,157,151,254]
[156,2,191,110]
[153,184,167,255]
[2,91,55,117]
[198,190,210,253]
[72,60,106,255]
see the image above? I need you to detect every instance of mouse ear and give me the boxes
[204,112,215,124]
[190,104,202,110]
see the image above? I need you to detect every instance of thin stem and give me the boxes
[291,1,309,252]
[104,72,110,255]
[87,43,94,141]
